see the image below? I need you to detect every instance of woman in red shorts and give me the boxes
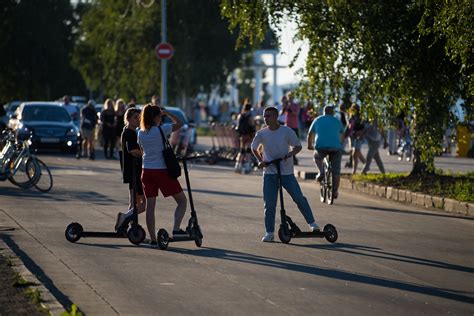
[137,104,186,246]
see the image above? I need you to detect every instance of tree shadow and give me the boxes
[291,242,474,274]
[338,203,473,220]
[69,240,474,304]
[0,186,116,204]
[1,234,75,310]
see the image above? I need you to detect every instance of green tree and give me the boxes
[221,0,471,175]
[0,0,85,101]
[73,0,251,106]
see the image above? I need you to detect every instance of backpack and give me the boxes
[236,113,255,135]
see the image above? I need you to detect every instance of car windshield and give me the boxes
[22,106,71,122]
[163,109,187,124]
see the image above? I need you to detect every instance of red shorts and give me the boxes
[141,169,183,198]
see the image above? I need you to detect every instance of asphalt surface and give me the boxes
[0,145,473,315]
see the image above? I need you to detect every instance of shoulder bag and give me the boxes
[158,126,181,178]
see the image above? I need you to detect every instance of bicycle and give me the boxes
[0,129,53,192]
[319,151,338,205]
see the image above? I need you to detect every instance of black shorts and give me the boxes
[128,176,144,196]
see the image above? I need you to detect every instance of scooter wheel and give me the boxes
[128,225,146,245]
[320,184,327,203]
[157,229,169,250]
[323,224,338,243]
[65,222,83,243]
[278,225,291,244]
[192,227,203,247]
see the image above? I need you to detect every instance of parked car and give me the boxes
[135,105,196,155]
[8,102,81,153]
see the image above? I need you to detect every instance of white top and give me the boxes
[251,125,300,175]
[137,124,173,169]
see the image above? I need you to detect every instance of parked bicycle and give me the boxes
[0,129,53,192]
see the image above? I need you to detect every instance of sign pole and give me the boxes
[161,0,167,107]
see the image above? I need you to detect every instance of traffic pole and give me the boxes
[161,0,167,107]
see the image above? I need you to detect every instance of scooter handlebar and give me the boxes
[176,153,208,162]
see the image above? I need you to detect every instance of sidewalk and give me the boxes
[195,136,474,177]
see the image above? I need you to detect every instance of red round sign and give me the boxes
[155,42,174,60]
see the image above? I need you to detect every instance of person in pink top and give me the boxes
[282,92,300,165]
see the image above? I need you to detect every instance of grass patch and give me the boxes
[61,304,84,316]
[350,172,474,202]
[13,272,37,287]
[195,126,214,137]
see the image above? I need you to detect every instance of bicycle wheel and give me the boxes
[326,162,334,205]
[32,158,53,193]
[8,157,39,189]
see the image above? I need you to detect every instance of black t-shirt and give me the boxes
[121,127,142,184]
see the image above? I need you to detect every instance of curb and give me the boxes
[295,170,473,217]
[0,238,65,315]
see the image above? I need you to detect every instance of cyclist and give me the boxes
[307,105,345,199]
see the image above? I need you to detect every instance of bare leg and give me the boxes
[145,197,157,241]
[171,191,187,231]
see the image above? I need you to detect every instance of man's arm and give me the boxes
[285,145,301,160]
[307,131,315,150]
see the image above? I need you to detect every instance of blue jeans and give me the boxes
[263,174,315,233]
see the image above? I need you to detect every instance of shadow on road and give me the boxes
[0,186,116,205]
[292,242,474,273]
[1,234,74,311]
[339,203,474,221]
[66,241,474,303]
[185,188,261,199]
[170,246,474,304]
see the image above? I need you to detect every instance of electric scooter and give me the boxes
[157,154,204,250]
[64,157,146,245]
[268,158,338,244]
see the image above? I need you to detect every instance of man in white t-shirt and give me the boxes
[62,95,78,122]
[251,107,320,242]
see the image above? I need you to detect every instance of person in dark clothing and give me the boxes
[100,98,116,159]
[115,99,126,168]
[79,100,98,159]
[115,108,146,231]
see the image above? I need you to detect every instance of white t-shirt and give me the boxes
[251,125,301,175]
[137,124,173,169]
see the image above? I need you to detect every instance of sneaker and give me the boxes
[316,173,324,182]
[114,212,128,231]
[261,232,274,242]
[333,191,339,199]
[309,222,321,232]
[172,229,189,238]
[148,240,158,248]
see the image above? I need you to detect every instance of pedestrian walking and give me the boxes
[137,104,187,246]
[234,102,256,173]
[115,99,127,167]
[362,117,386,175]
[115,108,146,231]
[347,103,366,174]
[282,92,300,165]
[79,100,97,160]
[251,106,320,242]
[100,98,116,159]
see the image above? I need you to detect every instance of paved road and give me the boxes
[0,154,473,315]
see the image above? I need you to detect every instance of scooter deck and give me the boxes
[168,235,195,242]
[292,231,326,238]
[80,231,127,238]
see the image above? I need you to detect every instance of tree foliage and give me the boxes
[74,0,251,104]
[221,0,472,174]
[0,0,85,101]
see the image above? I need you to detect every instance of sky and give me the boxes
[261,19,308,87]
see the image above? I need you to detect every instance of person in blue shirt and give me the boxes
[307,105,345,199]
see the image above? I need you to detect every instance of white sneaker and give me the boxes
[261,232,274,242]
[309,222,320,232]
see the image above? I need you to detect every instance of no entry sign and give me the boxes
[155,42,174,60]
